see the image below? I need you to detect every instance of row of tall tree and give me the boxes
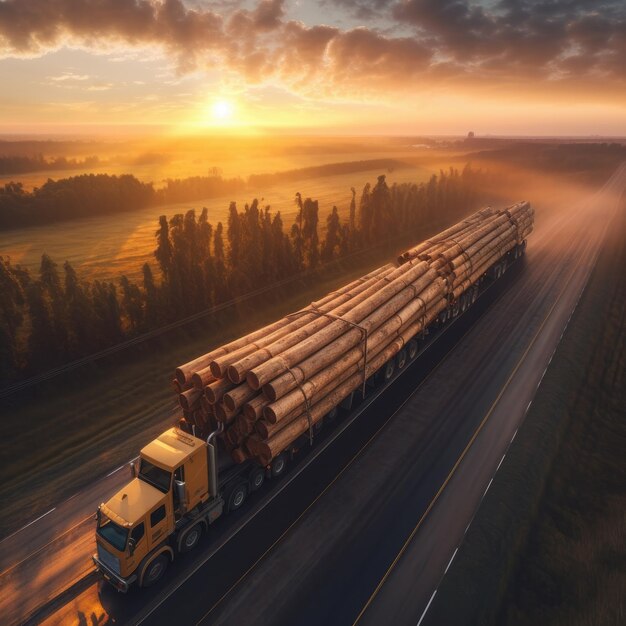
[0,171,245,229]
[0,167,485,381]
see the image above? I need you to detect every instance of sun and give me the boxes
[211,99,234,122]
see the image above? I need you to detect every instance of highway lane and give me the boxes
[145,167,625,626]
[28,247,513,625]
[10,169,621,626]
[0,408,179,626]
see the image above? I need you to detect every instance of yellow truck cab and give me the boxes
[93,427,224,591]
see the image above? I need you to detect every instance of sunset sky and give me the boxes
[0,0,624,136]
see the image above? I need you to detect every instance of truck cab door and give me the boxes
[147,501,172,551]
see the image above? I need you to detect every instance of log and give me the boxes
[261,278,445,401]
[191,366,216,390]
[247,262,434,390]
[223,383,258,412]
[263,297,445,420]
[179,387,203,412]
[226,265,400,384]
[243,394,270,421]
[205,378,235,404]
[214,265,396,381]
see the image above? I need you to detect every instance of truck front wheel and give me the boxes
[141,554,168,587]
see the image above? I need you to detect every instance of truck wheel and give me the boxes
[396,349,408,370]
[460,295,468,313]
[382,359,395,382]
[326,407,338,422]
[228,482,248,512]
[271,453,287,477]
[179,523,203,553]
[407,339,419,360]
[471,288,478,304]
[249,467,265,492]
[141,554,168,587]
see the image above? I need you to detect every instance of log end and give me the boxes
[227,364,244,385]
[262,383,277,402]
[179,393,190,412]
[191,372,204,390]
[223,393,236,412]
[175,367,189,387]
[246,370,262,390]
[232,447,248,463]
[209,361,224,379]
[262,405,277,424]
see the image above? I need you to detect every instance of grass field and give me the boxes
[0,160,435,282]
[424,192,625,625]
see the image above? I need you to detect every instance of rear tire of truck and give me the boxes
[382,359,395,383]
[396,349,408,370]
[141,554,168,587]
[271,453,287,477]
[228,482,248,512]
[179,522,203,553]
[407,339,419,360]
[249,467,265,492]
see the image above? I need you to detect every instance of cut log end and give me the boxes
[227,365,245,385]
[246,370,262,390]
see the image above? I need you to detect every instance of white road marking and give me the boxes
[482,478,493,498]
[444,548,458,575]
[496,454,506,471]
[416,589,437,626]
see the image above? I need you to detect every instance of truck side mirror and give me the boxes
[128,538,136,556]
[175,480,187,511]
[130,461,138,478]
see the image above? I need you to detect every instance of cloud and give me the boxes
[0,0,623,100]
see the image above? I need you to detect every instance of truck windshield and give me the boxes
[97,515,129,552]
[138,459,171,493]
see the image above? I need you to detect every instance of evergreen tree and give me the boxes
[0,256,26,377]
[120,275,144,332]
[155,215,172,276]
[321,206,341,262]
[142,262,158,327]
[63,261,95,354]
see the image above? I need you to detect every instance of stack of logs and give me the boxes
[174,201,534,466]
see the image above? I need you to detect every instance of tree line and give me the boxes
[0,166,485,381]
[0,171,246,230]
[0,154,101,176]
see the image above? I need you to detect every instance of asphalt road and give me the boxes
[3,165,623,626]
[145,166,624,626]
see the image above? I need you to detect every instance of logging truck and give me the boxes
[93,202,533,591]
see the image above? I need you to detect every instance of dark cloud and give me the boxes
[392,0,625,80]
[0,0,623,96]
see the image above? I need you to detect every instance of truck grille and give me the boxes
[97,543,121,575]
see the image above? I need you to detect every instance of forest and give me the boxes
[0,166,484,382]
[0,154,102,176]
[0,171,245,229]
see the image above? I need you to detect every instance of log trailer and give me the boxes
[93,202,533,591]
